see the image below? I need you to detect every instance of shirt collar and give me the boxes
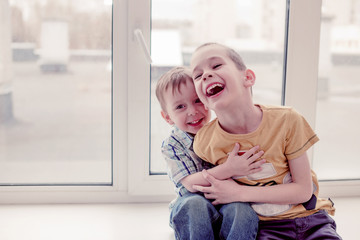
[173,126,194,150]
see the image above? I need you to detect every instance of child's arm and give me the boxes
[181,143,265,192]
[193,152,312,205]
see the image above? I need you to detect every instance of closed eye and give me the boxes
[194,74,202,80]
[213,64,222,69]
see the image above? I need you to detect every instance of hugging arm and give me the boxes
[193,152,313,205]
[181,143,265,192]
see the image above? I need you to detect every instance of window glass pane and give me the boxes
[150,0,287,174]
[313,0,360,180]
[0,0,112,185]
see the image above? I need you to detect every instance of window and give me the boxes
[0,0,112,185]
[136,0,360,196]
[150,0,288,175]
[313,0,360,181]
[1,0,358,203]
[0,0,136,204]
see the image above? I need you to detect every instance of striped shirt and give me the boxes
[161,126,213,197]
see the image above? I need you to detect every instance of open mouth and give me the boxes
[206,83,224,97]
[188,118,203,126]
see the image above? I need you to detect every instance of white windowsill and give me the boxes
[0,197,358,240]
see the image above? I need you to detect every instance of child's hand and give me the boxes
[193,169,244,205]
[225,143,265,177]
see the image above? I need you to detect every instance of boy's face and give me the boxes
[190,45,254,111]
[161,81,211,135]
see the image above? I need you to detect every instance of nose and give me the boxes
[202,72,213,81]
[187,105,198,116]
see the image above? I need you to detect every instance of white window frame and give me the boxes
[127,0,360,198]
[285,0,360,197]
[0,0,123,204]
[0,0,358,204]
[126,0,174,197]
[0,0,174,204]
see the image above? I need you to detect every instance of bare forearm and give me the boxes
[181,164,232,192]
[182,144,266,192]
[239,153,313,204]
[192,154,313,205]
[235,182,313,204]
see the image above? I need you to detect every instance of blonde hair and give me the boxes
[195,42,247,71]
[155,66,193,111]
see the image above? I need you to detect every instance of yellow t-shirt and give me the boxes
[194,105,335,221]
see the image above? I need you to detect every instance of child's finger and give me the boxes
[248,150,265,163]
[192,184,209,193]
[204,192,215,199]
[250,159,266,168]
[242,145,260,159]
[201,169,217,185]
[229,143,240,157]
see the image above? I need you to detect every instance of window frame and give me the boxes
[0,0,174,204]
[284,0,360,197]
[0,0,359,204]
[127,0,360,198]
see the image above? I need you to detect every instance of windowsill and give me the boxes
[0,197,358,240]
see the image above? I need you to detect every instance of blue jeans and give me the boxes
[170,192,259,240]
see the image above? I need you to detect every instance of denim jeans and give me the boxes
[170,192,259,240]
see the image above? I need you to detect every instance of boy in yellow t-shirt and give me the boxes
[190,43,342,239]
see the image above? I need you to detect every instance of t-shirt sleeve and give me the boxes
[161,141,204,187]
[284,108,319,160]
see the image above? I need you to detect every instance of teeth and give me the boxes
[206,83,224,95]
[189,119,200,124]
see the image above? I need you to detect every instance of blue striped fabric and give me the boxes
[161,126,213,196]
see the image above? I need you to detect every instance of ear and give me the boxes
[243,69,256,87]
[161,110,174,125]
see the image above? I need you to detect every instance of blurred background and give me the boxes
[0,0,359,185]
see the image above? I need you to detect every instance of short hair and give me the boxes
[195,42,247,71]
[155,66,193,111]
